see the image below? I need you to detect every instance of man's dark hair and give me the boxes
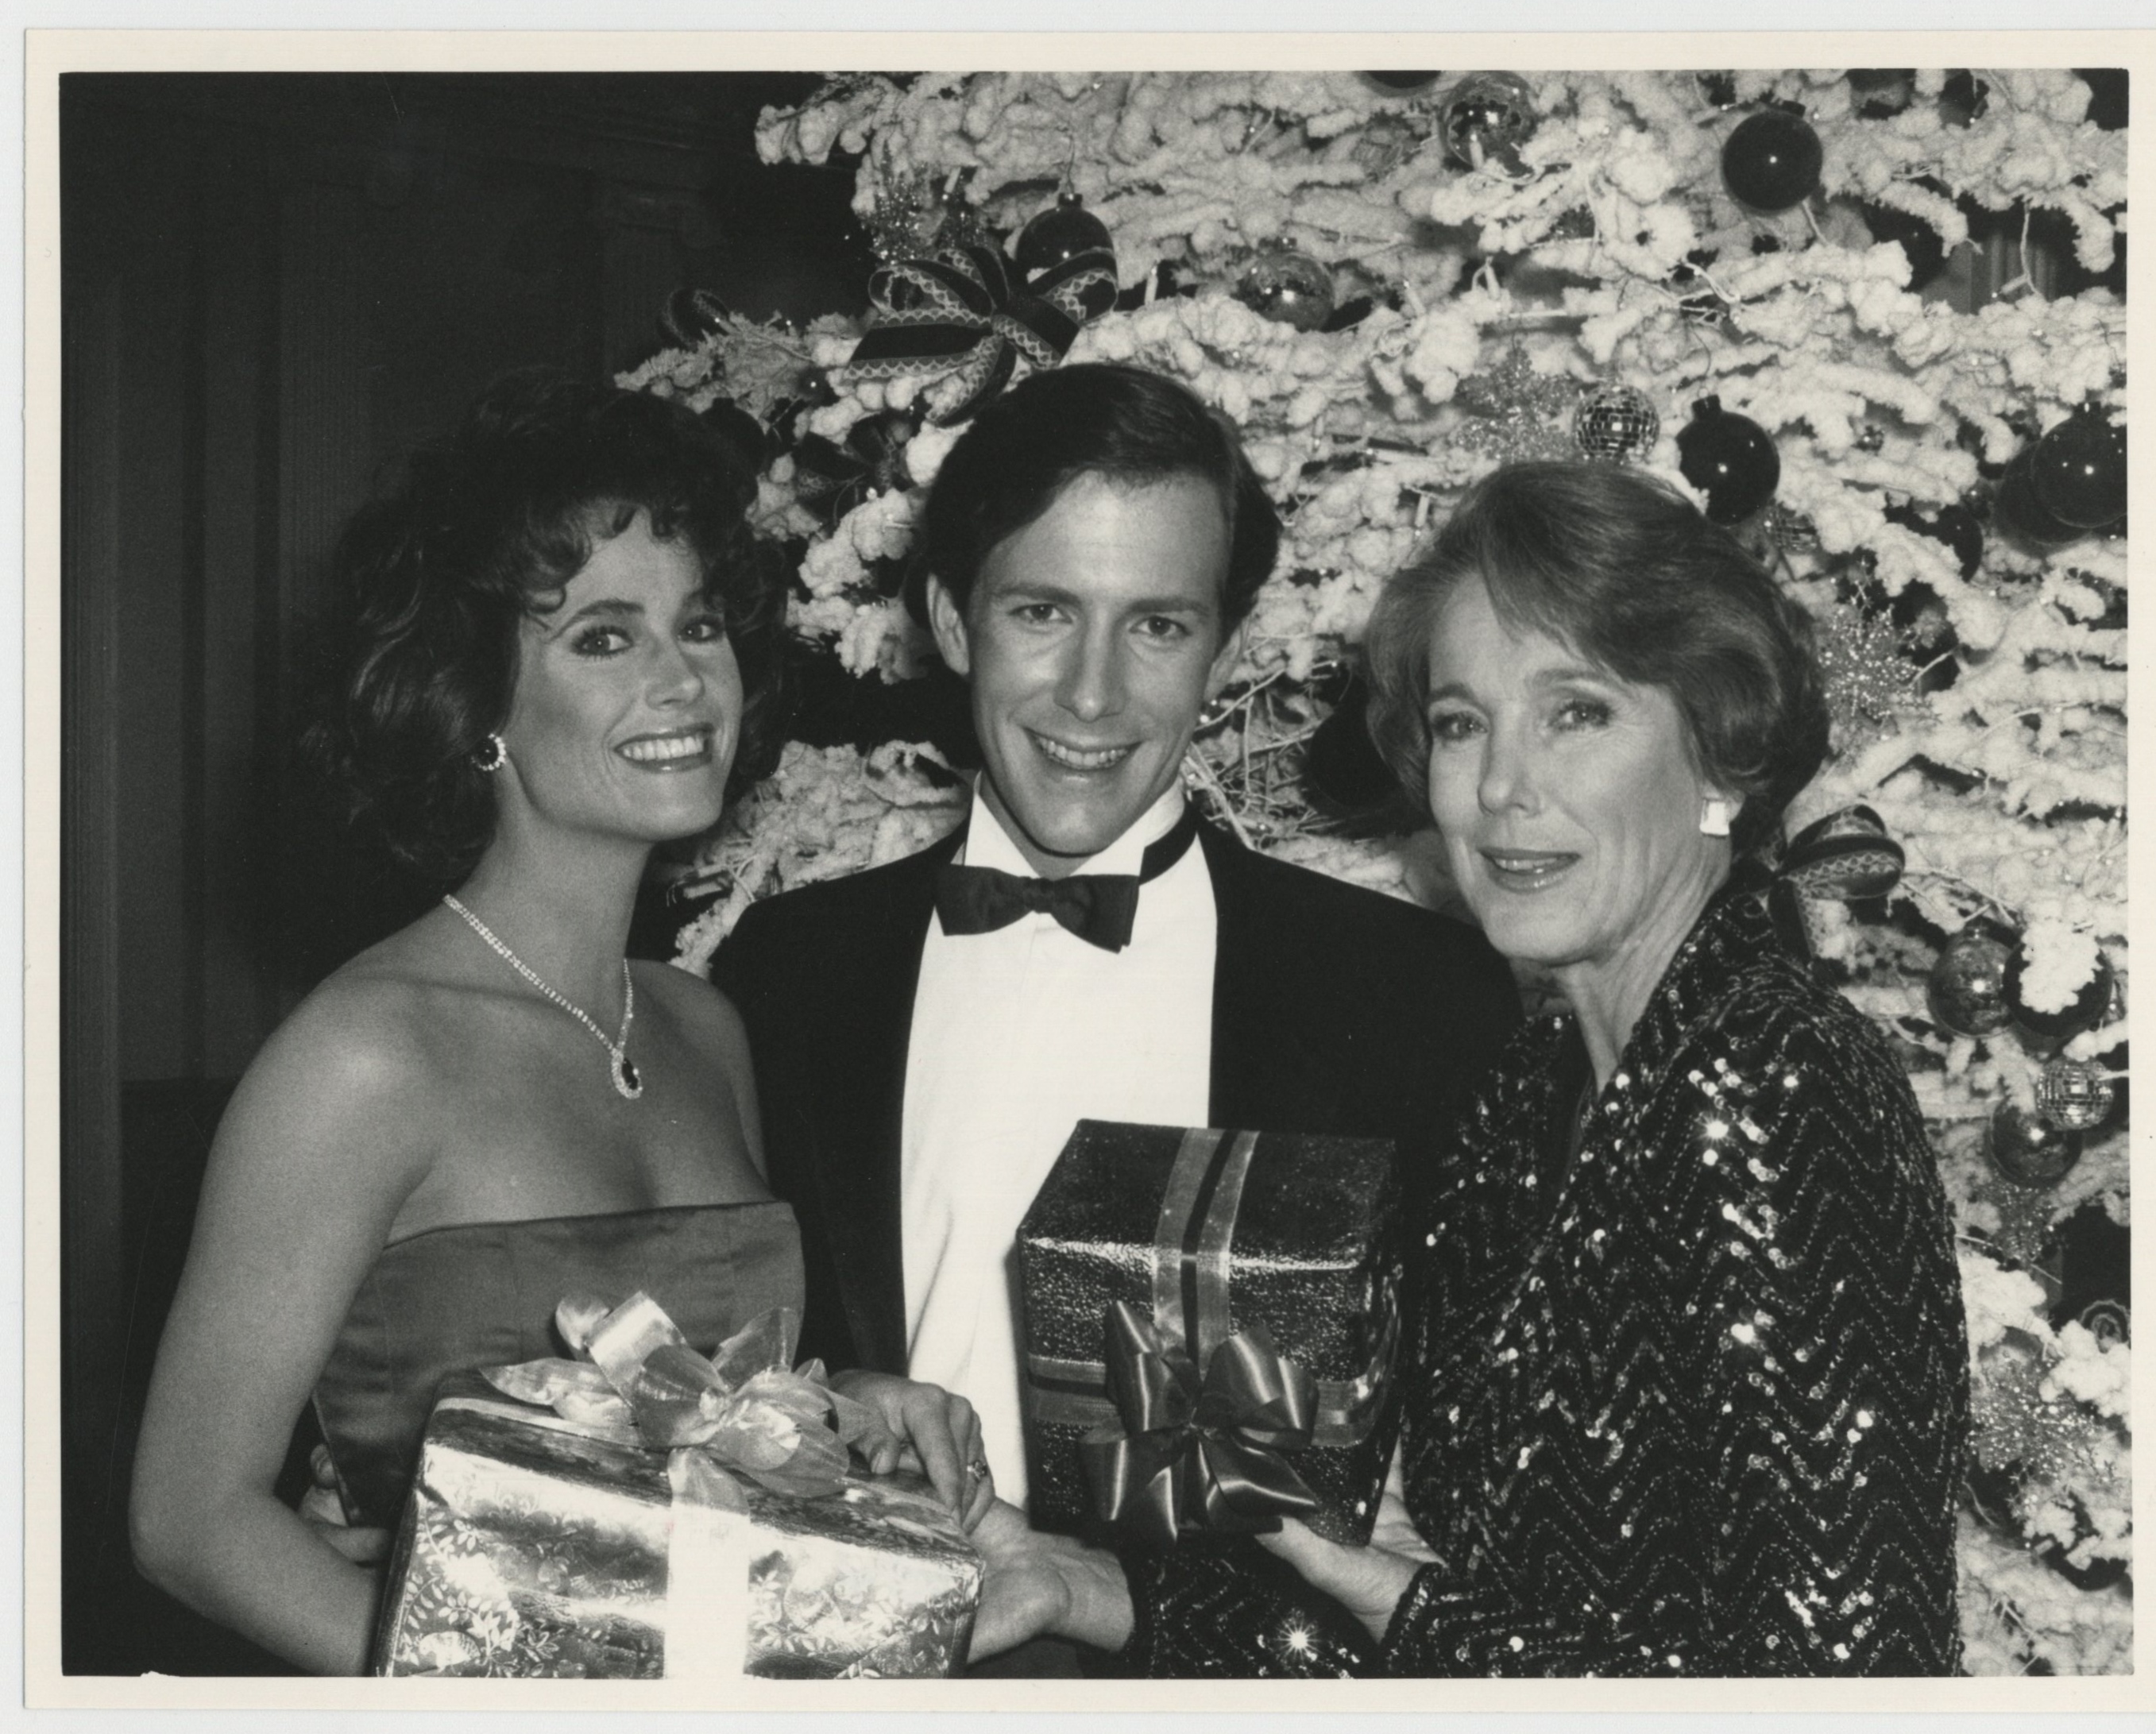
[915,363,1280,631]
[305,366,786,884]
[1363,461,1830,859]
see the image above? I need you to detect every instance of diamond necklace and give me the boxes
[442,893,643,1100]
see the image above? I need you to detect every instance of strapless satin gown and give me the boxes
[311,1200,804,1528]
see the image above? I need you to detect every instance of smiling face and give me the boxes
[495,508,742,849]
[1422,576,1733,1014]
[928,473,1242,878]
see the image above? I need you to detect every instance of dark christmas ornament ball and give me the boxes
[1234,247,1336,330]
[1015,195,1119,316]
[1364,71,1442,91]
[1676,396,1780,525]
[1573,382,1660,462]
[2034,1059,2117,1133]
[1926,923,2015,1037]
[1991,446,2085,551]
[1987,1099,2084,1188]
[1721,108,1826,213]
[2029,404,2127,530]
[1439,72,1536,172]
[1884,498,1985,581]
[2003,940,2115,1049]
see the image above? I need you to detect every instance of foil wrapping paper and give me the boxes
[373,1381,981,1678]
[1015,1120,1404,1547]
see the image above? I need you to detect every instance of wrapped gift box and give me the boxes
[1016,1120,1404,1547]
[373,1383,981,1677]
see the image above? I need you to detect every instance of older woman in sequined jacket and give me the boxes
[966,461,1969,1677]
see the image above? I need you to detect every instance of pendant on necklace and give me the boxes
[612,1052,643,1101]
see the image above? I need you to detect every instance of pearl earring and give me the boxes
[1700,797,1733,837]
[473,732,508,774]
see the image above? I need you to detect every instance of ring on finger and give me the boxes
[965,1454,991,1485]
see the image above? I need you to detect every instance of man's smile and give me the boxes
[1029,731,1137,772]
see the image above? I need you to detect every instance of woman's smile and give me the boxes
[1478,848,1580,893]
[615,725,716,770]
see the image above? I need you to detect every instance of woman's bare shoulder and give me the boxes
[633,958,751,1049]
[214,919,488,1183]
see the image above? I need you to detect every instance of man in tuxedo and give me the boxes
[714,363,1518,1558]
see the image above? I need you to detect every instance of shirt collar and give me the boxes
[960,780,1188,879]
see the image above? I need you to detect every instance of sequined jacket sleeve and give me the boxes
[1374,979,1969,1677]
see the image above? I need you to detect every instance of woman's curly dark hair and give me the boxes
[305,366,786,885]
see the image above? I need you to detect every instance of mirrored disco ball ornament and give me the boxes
[1987,1100,2084,1188]
[1573,382,1659,462]
[1234,247,1336,330]
[1439,72,1536,172]
[2034,1060,2116,1133]
[1926,924,2015,1037]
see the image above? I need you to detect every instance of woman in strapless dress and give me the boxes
[129,370,988,1674]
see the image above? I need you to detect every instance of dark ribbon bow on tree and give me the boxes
[840,240,1118,427]
[1762,803,1907,960]
[1078,1299,1322,1548]
[790,411,918,529]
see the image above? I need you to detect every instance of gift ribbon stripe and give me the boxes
[1021,1334,1393,1447]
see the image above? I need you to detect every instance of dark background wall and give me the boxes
[59,70,864,1672]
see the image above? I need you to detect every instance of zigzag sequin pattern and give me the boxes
[1122,894,1969,1678]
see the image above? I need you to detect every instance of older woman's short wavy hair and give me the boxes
[1363,461,1830,858]
[307,366,786,884]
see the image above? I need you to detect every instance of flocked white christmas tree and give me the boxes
[621,67,2130,1673]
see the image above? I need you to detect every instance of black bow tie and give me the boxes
[934,807,1200,953]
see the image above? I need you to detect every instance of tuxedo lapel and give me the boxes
[799,830,960,1373]
[1200,824,1341,1133]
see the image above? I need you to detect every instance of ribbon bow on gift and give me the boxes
[1762,804,1906,960]
[840,241,1117,427]
[483,1293,884,1509]
[1078,1299,1322,1549]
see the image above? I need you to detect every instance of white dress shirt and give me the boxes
[899,782,1216,1508]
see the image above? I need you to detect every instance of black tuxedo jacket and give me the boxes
[713,821,1521,1374]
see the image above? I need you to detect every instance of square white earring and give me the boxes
[1700,798,1733,837]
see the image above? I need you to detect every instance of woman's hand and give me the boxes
[1256,1520,1422,1644]
[298,1445,392,1566]
[823,1369,992,1529]
[967,1500,1134,1663]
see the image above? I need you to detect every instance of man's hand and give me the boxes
[296,1444,391,1566]
[823,1369,993,1529]
[967,1500,1134,1662]
[1255,1519,1421,1643]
